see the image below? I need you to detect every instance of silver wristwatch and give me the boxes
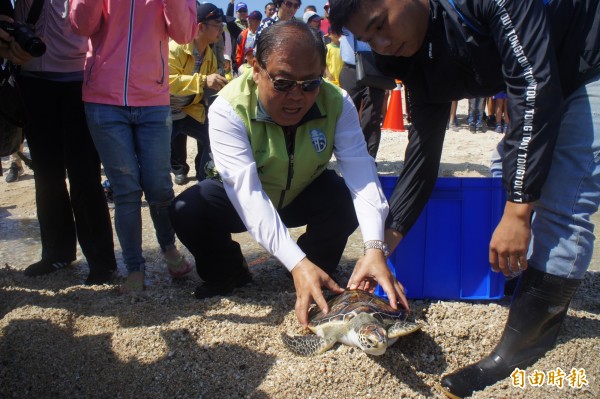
[363,240,390,257]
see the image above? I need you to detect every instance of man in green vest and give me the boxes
[170,21,407,327]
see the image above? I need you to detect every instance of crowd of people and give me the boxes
[448,95,509,134]
[1,0,598,397]
[0,0,399,323]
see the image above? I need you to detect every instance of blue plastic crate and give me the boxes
[376,176,506,300]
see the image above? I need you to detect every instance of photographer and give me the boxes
[0,15,30,64]
[0,0,30,64]
[13,0,117,284]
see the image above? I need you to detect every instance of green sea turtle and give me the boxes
[282,290,423,356]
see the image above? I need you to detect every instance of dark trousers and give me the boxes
[170,170,359,282]
[19,76,116,272]
[170,115,210,180]
[339,63,385,159]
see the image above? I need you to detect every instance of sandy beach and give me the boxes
[1,99,598,398]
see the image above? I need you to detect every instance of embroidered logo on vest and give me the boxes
[310,129,327,153]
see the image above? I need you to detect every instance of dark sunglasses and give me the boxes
[261,67,322,92]
[282,1,301,10]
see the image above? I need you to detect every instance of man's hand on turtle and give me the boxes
[348,249,409,310]
[291,258,344,328]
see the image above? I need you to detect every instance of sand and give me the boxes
[1,100,598,399]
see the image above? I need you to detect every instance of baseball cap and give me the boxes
[236,2,248,12]
[224,54,231,62]
[303,11,321,24]
[248,10,263,21]
[324,2,330,9]
[197,3,224,22]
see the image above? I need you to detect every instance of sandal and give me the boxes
[166,255,192,278]
[118,272,146,294]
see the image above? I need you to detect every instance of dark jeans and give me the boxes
[171,115,210,180]
[339,63,385,159]
[19,76,116,272]
[170,170,359,282]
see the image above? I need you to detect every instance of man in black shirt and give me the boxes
[330,0,599,397]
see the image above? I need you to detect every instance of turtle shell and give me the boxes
[308,290,407,329]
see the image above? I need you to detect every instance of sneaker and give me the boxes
[24,259,74,276]
[85,268,117,285]
[503,124,508,134]
[469,124,476,134]
[451,120,460,132]
[476,124,486,133]
[5,162,23,183]
[174,173,188,186]
[102,180,114,208]
[194,265,252,299]
[495,123,503,133]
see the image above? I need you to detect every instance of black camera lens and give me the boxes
[20,36,46,57]
[0,21,46,57]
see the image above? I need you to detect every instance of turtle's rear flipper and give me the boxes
[281,333,335,356]
[388,321,423,339]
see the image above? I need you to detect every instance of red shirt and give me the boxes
[320,18,330,36]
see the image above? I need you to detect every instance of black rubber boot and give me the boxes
[439,267,581,398]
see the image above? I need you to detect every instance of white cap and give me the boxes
[224,54,231,62]
[303,11,320,24]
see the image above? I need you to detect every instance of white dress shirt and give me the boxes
[208,90,389,271]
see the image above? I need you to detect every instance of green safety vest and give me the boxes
[217,69,344,208]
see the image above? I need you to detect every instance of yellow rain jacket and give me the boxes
[168,41,218,123]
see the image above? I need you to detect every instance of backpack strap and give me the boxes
[26,0,45,25]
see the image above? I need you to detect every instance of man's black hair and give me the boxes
[256,20,326,69]
[273,0,302,8]
[329,0,367,35]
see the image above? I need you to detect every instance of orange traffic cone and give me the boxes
[382,80,405,132]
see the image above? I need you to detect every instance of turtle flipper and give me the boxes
[281,332,336,356]
[387,321,423,339]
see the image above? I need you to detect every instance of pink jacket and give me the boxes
[69,0,198,106]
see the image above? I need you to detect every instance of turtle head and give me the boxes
[356,323,387,355]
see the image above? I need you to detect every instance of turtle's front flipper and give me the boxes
[388,321,423,339]
[281,333,336,356]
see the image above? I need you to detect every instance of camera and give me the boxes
[0,21,46,57]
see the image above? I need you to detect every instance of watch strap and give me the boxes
[363,240,390,257]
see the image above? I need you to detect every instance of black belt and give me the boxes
[344,63,356,69]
